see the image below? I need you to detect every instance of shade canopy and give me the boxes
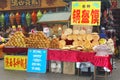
[37,12,71,23]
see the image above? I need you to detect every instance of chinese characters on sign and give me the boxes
[27,48,47,73]
[10,0,41,9]
[4,55,27,71]
[71,1,101,26]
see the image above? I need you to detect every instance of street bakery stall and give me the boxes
[2,1,114,80]
[2,30,112,74]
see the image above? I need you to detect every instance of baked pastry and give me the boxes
[73,30,79,34]
[61,34,67,40]
[92,33,100,41]
[79,30,86,34]
[64,28,73,35]
[59,40,66,49]
[67,35,73,40]
[86,34,93,41]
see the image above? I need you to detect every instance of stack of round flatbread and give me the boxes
[64,28,73,35]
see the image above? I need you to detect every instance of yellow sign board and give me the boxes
[71,1,101,26]
[4,55,27,71]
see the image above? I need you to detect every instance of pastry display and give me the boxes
[50,38,59,49]
[63,31,100,50]
[4,27,100,51]
[5,31,26,47]
[5,31,50,48]
[26,31,50,48]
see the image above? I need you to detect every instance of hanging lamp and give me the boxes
[4,13,9,26]
[0,13,5,27]
[21,12,26,25]
[15,12,21,25]
[31,11,37,24]
[37,10,42,21]
[26,12,31,26]
[9,12,15,25]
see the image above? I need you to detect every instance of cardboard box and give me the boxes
[63,62,75,75]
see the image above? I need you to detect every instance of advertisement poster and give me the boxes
[71,1,101,26]
[27,48,47,73]
[4,55,27,71]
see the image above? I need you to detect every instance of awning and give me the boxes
[37,12,71,23]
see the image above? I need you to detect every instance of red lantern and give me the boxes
[31,11,37,24]
[15,12,21,24]
[15,12,21,25]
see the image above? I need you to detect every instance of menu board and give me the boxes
[71,1,101,26]
[27,48,47,73]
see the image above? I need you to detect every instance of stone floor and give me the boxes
[0,59,119,80]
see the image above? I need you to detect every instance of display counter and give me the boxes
[3,47,112,72]
[48,49,112,72]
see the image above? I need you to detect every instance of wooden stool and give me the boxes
[91,66,108,80]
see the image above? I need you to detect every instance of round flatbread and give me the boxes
[83,40,92,49]
[72,40,79,47]
[67,35,73,40]
[73,30,79,34]
[61,34,67,40]
[64,28,73,35]
[92,34,100,41]
[81,34,87,41]
[86,34,93,41]
[77,35,82,41]
[72,34,78,41]
[79,30,86,34]
[59,40,66,49]
[91,41,99,48]
[78,40,84,47]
